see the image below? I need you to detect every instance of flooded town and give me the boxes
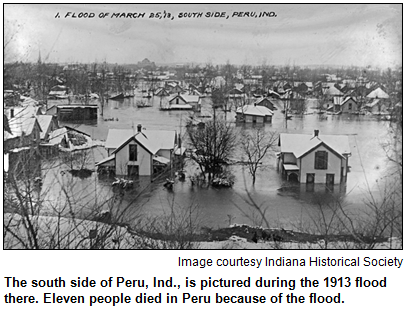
[3,4,402,249]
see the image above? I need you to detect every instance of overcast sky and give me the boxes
[4,3,402,68]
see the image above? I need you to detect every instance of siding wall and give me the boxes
[299,145,342,184]
[342,99,357,113]
[115,143,152,176]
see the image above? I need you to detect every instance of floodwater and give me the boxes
[41,95,399,231]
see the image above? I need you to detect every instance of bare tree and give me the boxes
[240,128,279,184]
[187,120,237,181]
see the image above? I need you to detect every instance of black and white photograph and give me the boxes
[3,3,402,249]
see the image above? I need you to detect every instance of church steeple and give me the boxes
[37,50,42,64]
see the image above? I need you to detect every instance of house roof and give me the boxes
[268,90,281,98]
[36,115,55,139]
[153,155,170,164]
[367,87,389,99]
[5,105,41,120]
[4,116,40,140]
[4,106,43,140]
[365,99,380,107]
[322,84,343,96]
[95,154,115,167]
[253,97,273,106]
[341,97,357,106]
[48,127,68,145]
[106,128,176,155]
[280,133,351,159]
[180,94,200,103]
[305,82,313,88]
[19,96,39,106]
[169,94,200,104]
[236,105,274,117]
[154,87,169,96]
[105,129,137,150]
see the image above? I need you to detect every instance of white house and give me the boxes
[166,94,201,110]
[329,97,357,113]
[97,125,177,178]
[278,131,351,185]
[236,105,274,123]
[364,99,389,114]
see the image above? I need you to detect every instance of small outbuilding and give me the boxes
[236,105,274,123]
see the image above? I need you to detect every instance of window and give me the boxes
[129,144,137,161]
[348,103,352,110]
[315,151,328,169]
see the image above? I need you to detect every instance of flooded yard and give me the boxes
[41,96,399,231]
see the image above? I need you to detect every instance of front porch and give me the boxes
[282,164,300,182]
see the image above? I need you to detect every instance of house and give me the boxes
[252,97,276,110]
[228,87,244,99]
[364,99,388,114]
[304,82,314,93]
[267,90,281,99]
[4,115,42,152]
[329,97,358,113]
[366,87,389,99]
[166,82,184,94]
[37,115,58,141]
[4,105,43,152]
[188,89,202,97]
[166,94,201,110]
[322,83,344,101]
[154,87,170,97]
[236,105,273,123]
[48,85,69,99]
[293,82,308,95]
[97,125,177,178]
[278,130,351,185]
[42,126,93,153]
[340,97,357,113]
[46,105,98,121]
[274,81,292,93]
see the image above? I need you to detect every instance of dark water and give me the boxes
[42,96,398,230]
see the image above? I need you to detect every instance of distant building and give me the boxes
[154,87,170,97]
[236,105,273,123]
[278,131,351,185]
[329,97,358,113]
[366,87,389,100]
[166,94,201,110]
[252,97,276,110]
[364,99,388,114]
[137,58,156,69]
[46,105,98,121]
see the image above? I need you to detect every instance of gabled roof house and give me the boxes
[278,131,351,185]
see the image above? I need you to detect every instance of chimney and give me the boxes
[10,108,14,118]
[137,124,142,132]
[314,129,319,137]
